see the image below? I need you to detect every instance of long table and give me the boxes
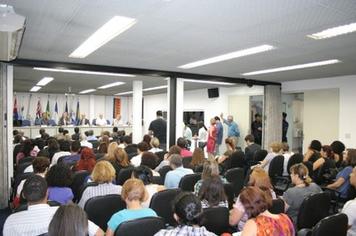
[16,125,133,139]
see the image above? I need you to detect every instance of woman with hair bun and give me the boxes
[283,163,322,225]
[154,192,216,236]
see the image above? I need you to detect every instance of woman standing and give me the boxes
[206,118,216,155]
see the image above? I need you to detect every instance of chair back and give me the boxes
[77,182,99,203]
[287,153,304,174]
[269,198,285,214]
[230,151,245,169]
[199,207,230,235]
[253,149,268,163]
[178,173,201,192]
[84,194,126,231]
[224,183,234,209]
[116,167,134,185]
[268,155,284,178]
[182,156,192,168]
[297,192,331,230]
[225,167,244,196]
[158,165,172,183]
[70,170,90,202]
[311,213,348,236]
[149,188,181,226]
[114,217,165,236]
[18,156,33,166]
[152,176,163,185]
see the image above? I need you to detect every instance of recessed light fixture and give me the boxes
[115,91,133,96]
[36,77,54,86]
[33,67,135,77]
[183,79,235,85]
[178,44,275,69]
[98,81,125,89]
[79,89,96,94]
[307,22,356,40]
[242,59,341,76]
[69,16,137,58]
[30,86,41,92]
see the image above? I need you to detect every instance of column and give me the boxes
[0,63,13,208]
[132,80,143,144]
[263,85,282,149]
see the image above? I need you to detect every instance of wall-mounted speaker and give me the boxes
[208,88,219,98]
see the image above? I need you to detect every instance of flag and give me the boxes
[54,100,59,123]
[75,99,80,124]
[13,97,19,121]
[36,99,42,118]
[46,99,51,119]
[65,100,68,113]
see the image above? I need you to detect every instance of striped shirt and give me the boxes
[3,204,99,236]
[154,225,216,236]
[78,183,122,208]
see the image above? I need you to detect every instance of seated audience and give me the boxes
[194,160,226,196]
[78,161,122,208]
[75,147,97,172]
[105,144,130,177]
[141,152,160,176]
[154,192,216,236]
[86,130,98,141]
[149,137,163,153]
[283,163,322,225]
[39,128,50,140]
[198,176,228,208]
[155,145,181,171]
[313,145,337,184]
[244,134,261,169]
[326,149,356,199]
[80,134,93,149]
[341,166,356,236]
[131,142,150,167]
[51,140,71,165]
[240,186,294,236]
[132,166,165,208]
[62,140,81,165]
[48,204,88,236]
[177,137,193,157]
[47,138,60,160]
[46,164,74,204]
[16,139,37,165]
[54,127,65,140]
[229,167,277,231]
[330,140,346,168]
[258,142,283,172]
[111,127,119,140]
[303,140,322,163]
[106,179,157,236]
[189,147,205,172]
[164,154,194,189]
[282,143,294,176]
[142,134,152,147]
[4,175,102,235]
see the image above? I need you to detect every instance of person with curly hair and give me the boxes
[46,163,73,204]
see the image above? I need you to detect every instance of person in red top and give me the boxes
[75,147,96,172]
[206,118,217,155]
[177,137,193,157]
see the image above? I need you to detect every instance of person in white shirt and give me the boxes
[342,166,356,236]
[113,114,124,127]
[96,114,107,126]
[198,122,208,149]
[3,175,103,236]
[149,137,163,153]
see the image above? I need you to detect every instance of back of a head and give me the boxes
[137,141,150,152]
[23,175,47,203]
[270,142,283,153]
[168,145,182,156]
[330,140,345,156]
[141,152,159,170]
[58,127,64,133]
[173,192,202,226]
[46,164,72,187]
[123,135,132,144]
[156,110,163,117]
[132,165,153,185]
[32,156,50,174]
[113,127,118,133]
[91,160,116,183]
[48,204,88,236]
[245,134,255,143]
[150,137,160,148]
[310,140,322,152]
[248,167,273,190]
[290,163,312,186]
[169,154,183,168]
[198,176,226,207]
[202,160,219,179]
[176,137,187,149]
[122,178,147,202]
[71,140,81,153]
[59,140,71,152]
[239,186,272,218]
[282,112,287,119]
[74,127,80,133]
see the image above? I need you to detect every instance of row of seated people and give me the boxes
[8,140,356,236]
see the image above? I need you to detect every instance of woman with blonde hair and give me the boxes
[106,179,157,236]
[257,142,283,172]
[283,163,322,225]
[78,160,121,208]
[106,146,131,179]
[149,137,162,153]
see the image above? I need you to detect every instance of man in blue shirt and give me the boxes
[221,113,240,148]
[164,154,194,189]
[214,116,223,155]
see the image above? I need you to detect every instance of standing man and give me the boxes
[149,110,167,150]
[282,112,289,143]
[251,113,263,145]
[221,113,240,148]
[214,116,223,155]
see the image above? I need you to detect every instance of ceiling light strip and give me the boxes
[33,67,135,77]
[242,59,341,76]
[36,77,54,86]
[307,22,356,40]
[79,89,96,94]
[178,44,275,69]
[30,86,41,92]
[98,81,125,89]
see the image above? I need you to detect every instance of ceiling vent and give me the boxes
[0,4,26,61]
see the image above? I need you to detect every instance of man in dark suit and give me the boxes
[244,134,261,168]
[77,114,90,126]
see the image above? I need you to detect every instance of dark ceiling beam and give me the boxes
[6,58,281,86]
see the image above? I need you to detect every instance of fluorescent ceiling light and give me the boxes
[69,16,137,58]
[242,59,341,76]
[115,85,168,95]
[79,89,96,94]
[30,86,41,92]
[33,67,135,77]
[98,81,125,89]
[36,77,54,86]
[178,44,275,69]
[307,22,356,40]
[183,79,235,85]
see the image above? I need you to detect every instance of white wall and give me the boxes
[282,75,356,148]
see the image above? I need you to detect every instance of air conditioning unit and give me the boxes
[0,5,26,61]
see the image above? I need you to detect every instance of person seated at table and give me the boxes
[113,114,124,127]
[58,112,71,126]
[40,112,50,126]
[95,114,107,126]
[77,114,90,126]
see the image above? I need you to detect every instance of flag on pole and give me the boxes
[13,97,19,121]
[65,100,68,113]
[75,99,80,124]
[46,98,51,119]
[54,99,59,123]
[36,99,42,118]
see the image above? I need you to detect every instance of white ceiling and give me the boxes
[3,0,356,94]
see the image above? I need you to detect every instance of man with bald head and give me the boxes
[221,113,240,147]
